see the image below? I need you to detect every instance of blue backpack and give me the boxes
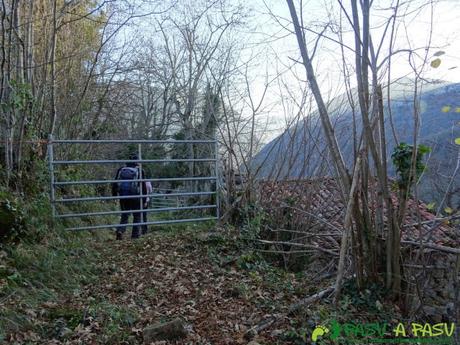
[117,167,140,195]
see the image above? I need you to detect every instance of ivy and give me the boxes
[391,142,431,189]
[0,80,34,113]
[0,193,28,242]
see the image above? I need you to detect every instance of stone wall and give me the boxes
[404,249,459,322]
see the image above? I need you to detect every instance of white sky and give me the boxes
[232,0,460,142]
[248,0,460,79]
[121,0,460,144]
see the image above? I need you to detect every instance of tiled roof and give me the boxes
[259,178,459,248]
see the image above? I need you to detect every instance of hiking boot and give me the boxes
[116,232,123,240]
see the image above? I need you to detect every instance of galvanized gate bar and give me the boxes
[55,191,216,203]
[53,158,216,165]
[54,176,217,186]
[48,135,56,217]
[137,144,144,228]
[53,139,215,144]
[66,217,218,231]
[214,138,220,221]
[49,137,220,231]
[56,204,217,218]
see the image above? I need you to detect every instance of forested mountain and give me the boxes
[252,80,460,207]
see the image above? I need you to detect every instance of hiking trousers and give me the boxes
[141,209,148,235]
[118,198,142,238]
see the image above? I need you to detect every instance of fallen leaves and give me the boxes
[1,229,327,344]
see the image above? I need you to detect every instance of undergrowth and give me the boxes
[0,183,108,342]
[0,174,401,344]
[0,183,219,343]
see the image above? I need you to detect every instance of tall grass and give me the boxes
[0,183,108,341]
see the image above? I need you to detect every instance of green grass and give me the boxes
[0,185,109,342]
[0,185,217,342]
[0,182,401,344]
[0,230,105,341]
[0,224,142,342]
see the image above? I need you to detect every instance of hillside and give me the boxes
[1,1,460,344]
[252,80,460,207]
[0,224,379,344]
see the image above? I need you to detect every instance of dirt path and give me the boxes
[39,229,309,344]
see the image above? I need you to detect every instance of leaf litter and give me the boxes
[1,228,326,344]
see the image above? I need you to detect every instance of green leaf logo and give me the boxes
[312,325,330,342]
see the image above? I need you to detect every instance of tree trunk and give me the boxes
[48,0,57,136]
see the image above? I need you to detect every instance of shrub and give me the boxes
[0,191,28,243]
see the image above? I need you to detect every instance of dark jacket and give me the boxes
[111,164,148,198]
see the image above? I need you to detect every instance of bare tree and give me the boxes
[282,0,443,304]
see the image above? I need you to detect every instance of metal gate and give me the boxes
[48,137,219,231]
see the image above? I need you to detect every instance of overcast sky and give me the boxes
[231,0,460,141]
[124,0,460,143]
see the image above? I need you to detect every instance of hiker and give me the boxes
[111,154,149,240]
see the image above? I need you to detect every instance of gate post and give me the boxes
[48,134,56,217]
[214,137,220,221]
[138,143,144,226]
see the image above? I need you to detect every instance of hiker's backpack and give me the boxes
[117,167,140,195]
